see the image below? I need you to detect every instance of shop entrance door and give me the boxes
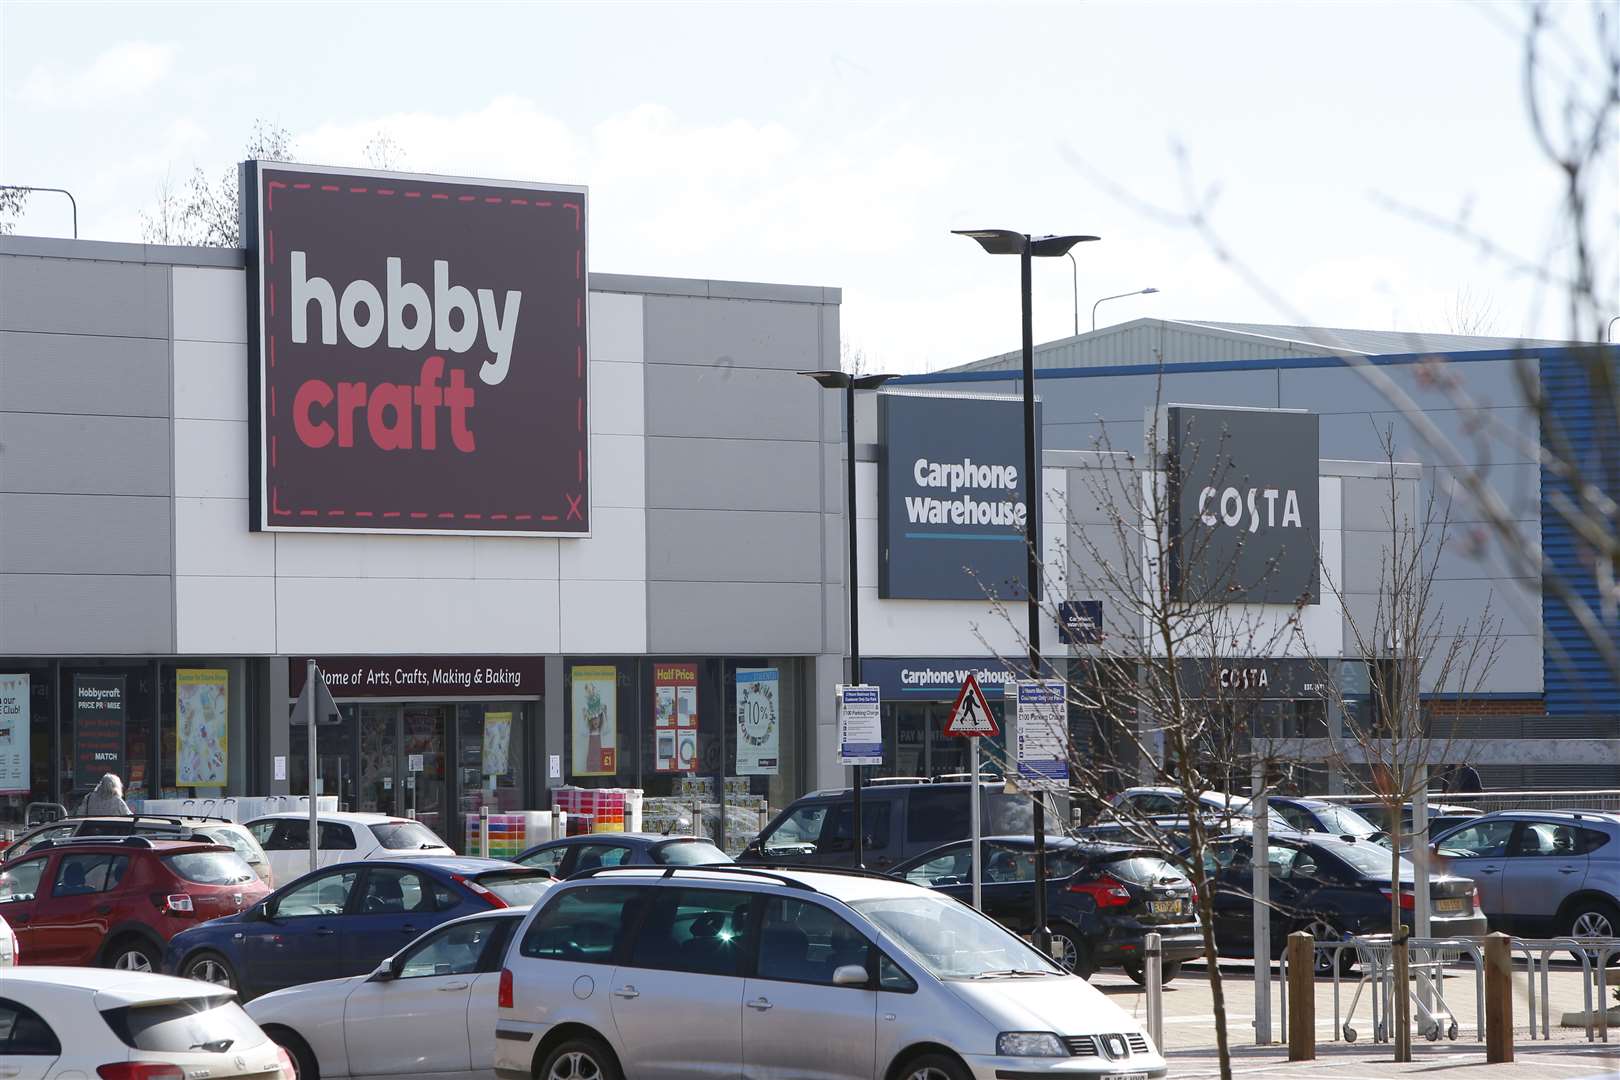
[356,705,449,840]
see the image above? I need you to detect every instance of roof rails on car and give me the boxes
[31,834,159,851]
[743,862,898,882]
[566,864,820,892]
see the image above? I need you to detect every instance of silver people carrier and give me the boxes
[494,865,1165,1080]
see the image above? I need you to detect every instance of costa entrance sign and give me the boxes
[243,161,590,536]
[944,673,999,737]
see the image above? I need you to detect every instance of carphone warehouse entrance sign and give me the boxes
[878,392,1039,600]
[244,162,589,536]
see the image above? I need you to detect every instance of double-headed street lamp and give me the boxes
[954,229,1099,955]
[799,368,897,869]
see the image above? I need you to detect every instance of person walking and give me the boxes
[78,773,132,816]
[1453,762,1484,794]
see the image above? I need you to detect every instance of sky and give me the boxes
[2,1,1615,373]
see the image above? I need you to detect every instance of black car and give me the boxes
[1268,797,1390,846]
[514,832,730,876]
[891,835,1204,983]
[1202,833,1486,974]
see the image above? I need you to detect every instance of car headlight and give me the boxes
[997,1031,1067,1057]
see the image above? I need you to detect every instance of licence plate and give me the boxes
[1103,1073,1149,1080]
[1435,897,1467,914]
[1149,899,1182,915]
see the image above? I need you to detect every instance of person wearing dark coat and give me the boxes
[1453,763,1484,793]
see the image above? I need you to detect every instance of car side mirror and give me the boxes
[832,964,869,988]
[367,957,398,982]
[257,900,278,921]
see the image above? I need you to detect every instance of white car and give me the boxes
[245,812,454,884]
[247,908,524,1080]
[1,910,16,965]
[1110,786,1296,831]
[0,966,292,1080]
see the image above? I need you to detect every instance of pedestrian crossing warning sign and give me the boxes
[943,673,999,737]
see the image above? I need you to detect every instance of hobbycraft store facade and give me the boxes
[0,162,849,848]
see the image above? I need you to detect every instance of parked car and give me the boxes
[1202,833,1485,974]
[5,815,275,887]
[0,835,269,972]
[0,910,15,966]
[244,812,453,884]
[1346,801,1481,841]
[165,855,553,999]
[739,781,1049,870]
[0,966,293,1080]
[891,835,1204,983]
[515,832,730,875]
[1268,797,1389,845]
[496,864,1166,1080]
[246,907,526,1080]
[1108,786,1297,832]
[1431,809,1620,944]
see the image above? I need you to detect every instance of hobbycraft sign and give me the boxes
[243,162,589,535]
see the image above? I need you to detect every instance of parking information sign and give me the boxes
[837,684,882,766]
[1015,680,1068,782]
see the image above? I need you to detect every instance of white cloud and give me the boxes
[21,41,178,108]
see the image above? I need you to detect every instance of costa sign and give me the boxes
[1167,406,1320,604]
[243,162,589,535]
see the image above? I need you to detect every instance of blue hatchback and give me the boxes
[163,855,552,999]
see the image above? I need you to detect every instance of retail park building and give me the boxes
[1,164,1615,848]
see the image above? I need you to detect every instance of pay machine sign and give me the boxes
[943,673,999,738]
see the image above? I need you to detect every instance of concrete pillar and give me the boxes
[543,655,564,801]
[264,656,290,795]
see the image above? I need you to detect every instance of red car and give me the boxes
[0,834,270,972]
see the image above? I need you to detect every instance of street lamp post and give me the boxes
[0,185,78,239]
[1092,287,1159,332]
[953,229,1098,956]
[799,368,896,869]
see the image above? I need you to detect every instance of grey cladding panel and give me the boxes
[646,509,822,583]
[646,437,822,512]
[643,364,821,440]
[647,580,823,654]
[0,413,171,496]
[1341,477,1418,531]
[643,295,822,371]
[0,494,171,574]
[0,573,173,653]
[1319,409,1537,467]
[0,256,169,337]
[1280,358,1534,415]
[0,332,171,417]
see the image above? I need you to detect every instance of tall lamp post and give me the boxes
[1092,286,1159,331]
[954,229,1098,955]
[799,368,897,868]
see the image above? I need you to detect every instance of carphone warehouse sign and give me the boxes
[1167,406,1319,604]
[243,161,589,536]
[878,392,1039,600]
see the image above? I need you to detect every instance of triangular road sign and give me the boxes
[944,673,1000,738]
[290,667,344,728]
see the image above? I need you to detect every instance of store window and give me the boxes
[457,702,528,818]
[0,664,56,826]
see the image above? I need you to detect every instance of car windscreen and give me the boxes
[162,851,258,886]
[851,894,1061,979]
[985,792,1036,834]
[1315,804,1381,838]
[196,827,265,865]
[653,840,731,865]
[100,995,264,1053]
[1098,854,1187,887]
[370,821,448,850]
[474,870,553,906]
[1324,842,1413,879]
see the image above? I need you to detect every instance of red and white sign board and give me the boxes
[944,673,999,738]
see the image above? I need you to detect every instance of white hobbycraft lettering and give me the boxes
[1198,485,1305,532]
[291,252,523,386]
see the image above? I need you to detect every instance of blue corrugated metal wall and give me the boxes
[1541,349,1620,714]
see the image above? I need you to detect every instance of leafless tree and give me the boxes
[0,187,28,234]
[841,338,870,377]
[140,120,294,248]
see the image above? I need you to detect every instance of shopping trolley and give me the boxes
[1341,934,1461,1043]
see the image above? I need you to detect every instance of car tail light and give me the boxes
[1068,876,1132,909]
[98,1064,186,1080]
[452,873,507,908]
[276,1045,296,1080]
[1381,888,1416,912]
[498,967,514,1009]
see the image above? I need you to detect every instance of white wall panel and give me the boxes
[592,433,646,510]
[175,497,274,577]
[177,575,275,653]
[276,576,561,654]
[174,418,248,499]
[557,506,645,581]
[173,340,248,421]
[588,291,645,368]
[592,362,645,437]
[172,267,247,344]
[472,536,562,581]
[560,578,647,653]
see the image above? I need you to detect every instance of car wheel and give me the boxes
[267,1029,318,1080]
[1565,899,1620,966]
[900,1051,971,1080]
[539,1036,621,1080]
[1047,922,1095,980]
[1123,958,1182,985]
[105,937,160,973]
[1301,919,1356,976]
[182,951,240,991]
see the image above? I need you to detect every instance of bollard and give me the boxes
[1144,932,1163,1051]
[1287,932,1315,1061]
[479,805,490,857]
[1485,932,1514,1063]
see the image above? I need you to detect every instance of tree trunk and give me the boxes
[1188,859,1233,1080]
[1391,812,1411,1062]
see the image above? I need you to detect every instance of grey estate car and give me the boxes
[1431,810,1620,941]
[494,865,1165,1080]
